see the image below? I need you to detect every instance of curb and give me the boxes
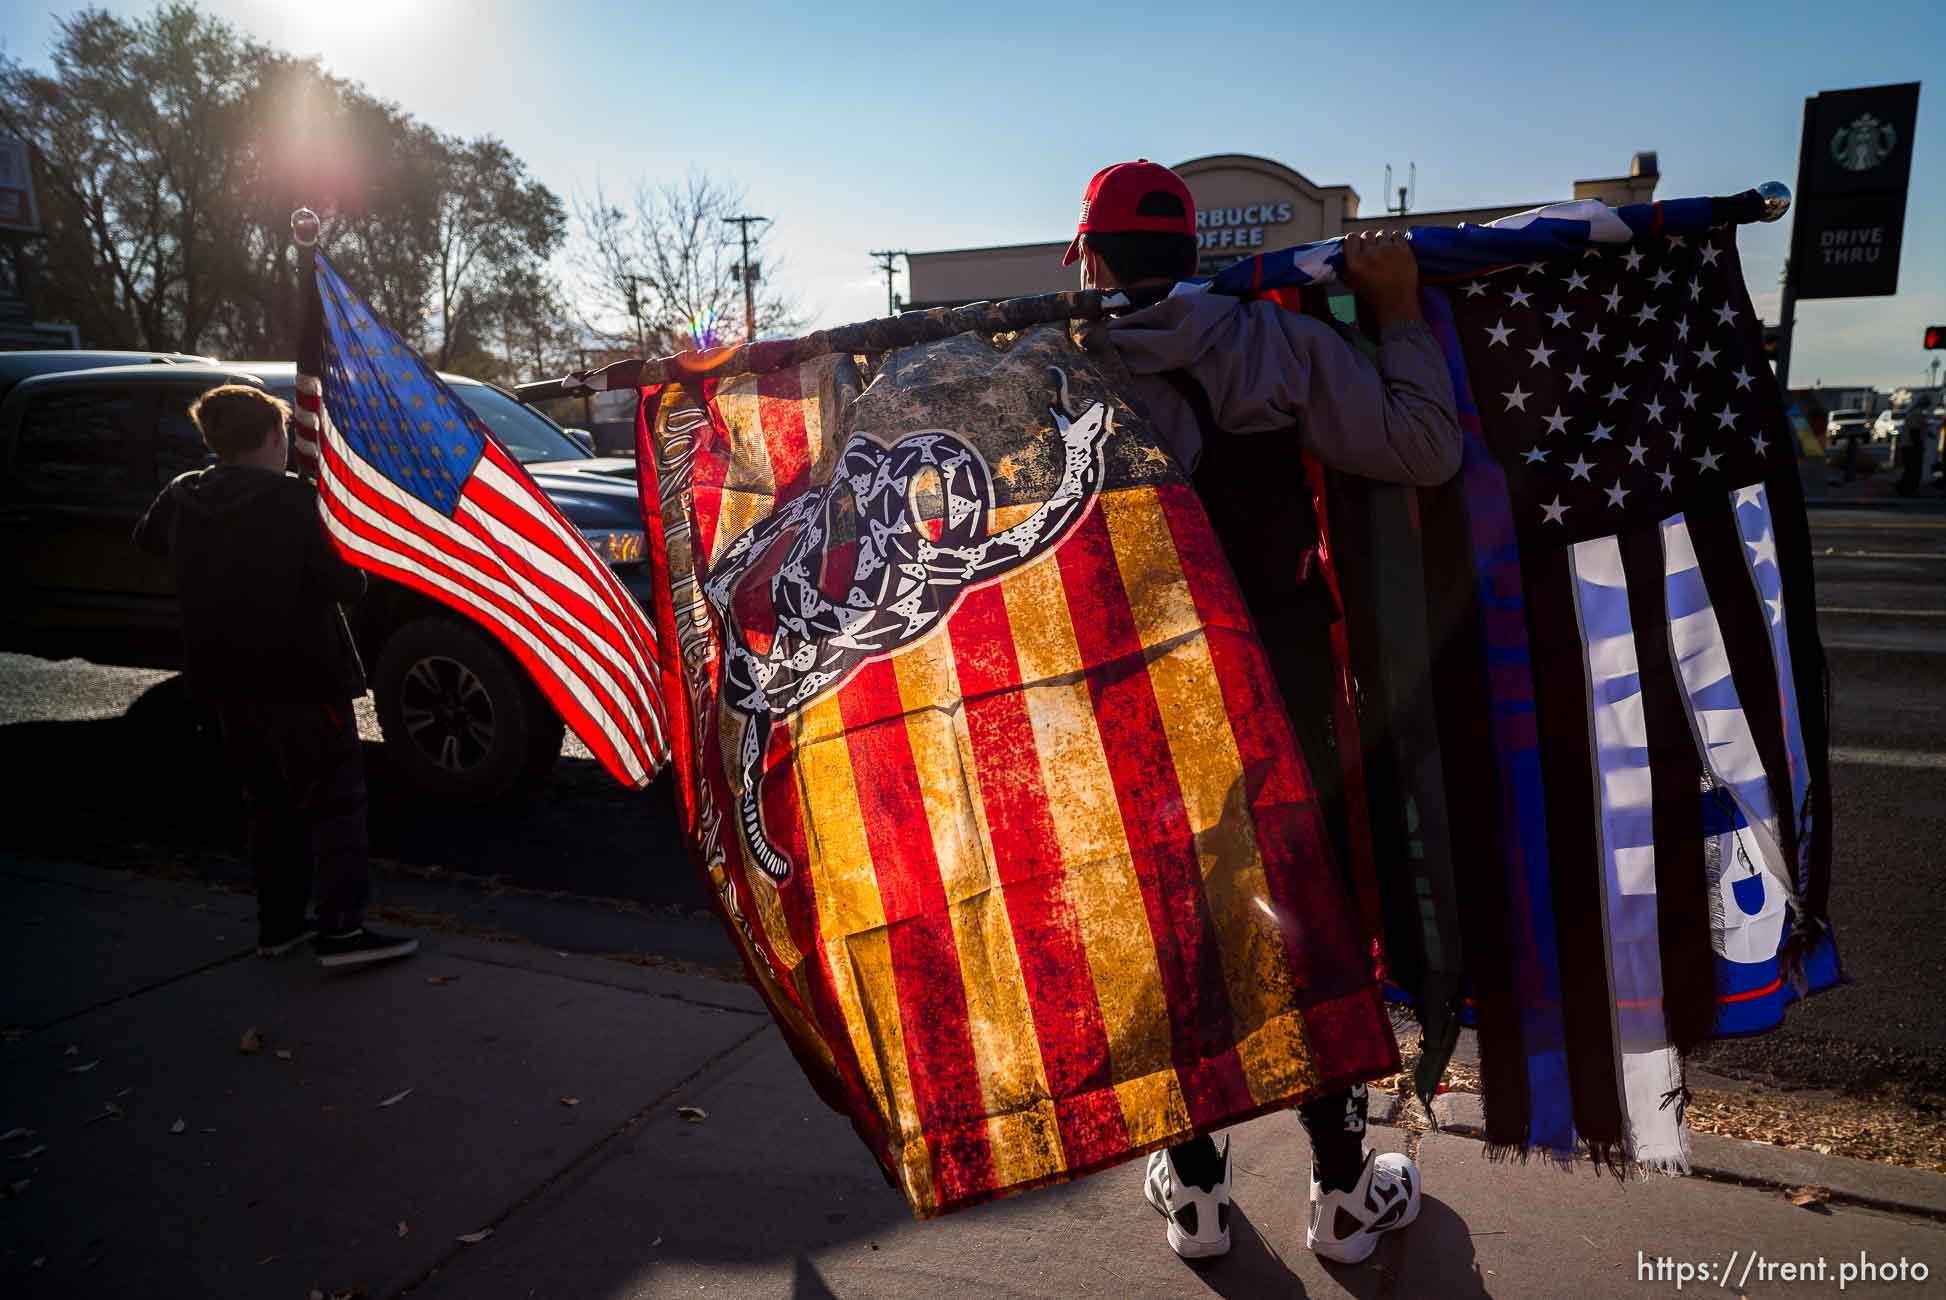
[1404,1091,1946,1221]
[1806,496,1946,513]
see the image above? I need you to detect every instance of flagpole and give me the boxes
[515,183,1794,405]
[513,288,1128,402]
[291,207,324,482]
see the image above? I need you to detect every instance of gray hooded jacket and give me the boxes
[1103,287,1463,486]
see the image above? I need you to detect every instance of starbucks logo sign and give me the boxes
[1830,112,1897,172]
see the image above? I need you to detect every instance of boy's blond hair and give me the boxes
[188,385,291,460]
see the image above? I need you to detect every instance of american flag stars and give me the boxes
[1449,230,1776,537]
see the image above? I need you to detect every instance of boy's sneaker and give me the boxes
[1307,1150,1420,1264]
[256,919,318,958]
[1143,1136,1231,1259]
[314,927,418,969]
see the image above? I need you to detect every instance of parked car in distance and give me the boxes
[0,359,650,803]
[1827,409,1873,443]
[0,350,217,403]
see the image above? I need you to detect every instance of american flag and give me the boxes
[293,251,668,787]
[1218,199,1839,1172]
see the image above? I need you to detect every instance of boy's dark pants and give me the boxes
[216,695,370,934]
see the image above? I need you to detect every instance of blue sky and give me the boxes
[4,0,1942,389]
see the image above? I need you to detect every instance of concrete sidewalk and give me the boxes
[4,853,1943,1299]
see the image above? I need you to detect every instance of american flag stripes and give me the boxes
[634,330,1398,1217]
[295,251,668,788]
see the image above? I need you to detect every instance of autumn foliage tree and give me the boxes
[0,2,567,375]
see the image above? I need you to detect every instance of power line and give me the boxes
[869,250,908,317]
[723,213,770,343]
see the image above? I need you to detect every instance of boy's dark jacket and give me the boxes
[133,465,367,704]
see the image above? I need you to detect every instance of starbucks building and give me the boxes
[903,151,1662,311]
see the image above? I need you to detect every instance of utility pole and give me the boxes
[723,213,769,343]
[624,274,646,359]
[870,250,908,316]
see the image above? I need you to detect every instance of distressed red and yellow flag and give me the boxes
[633,324,1397,1217]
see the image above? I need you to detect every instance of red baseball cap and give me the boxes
[1061,159,1197,267]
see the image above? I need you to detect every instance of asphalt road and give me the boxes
[3,500,1944,1092]
[1694,500,1946,1093]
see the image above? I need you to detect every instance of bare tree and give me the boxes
[572,171,798,356]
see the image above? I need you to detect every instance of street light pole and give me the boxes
[723,214,769,343]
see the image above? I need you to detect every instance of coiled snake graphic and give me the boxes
[702,368,1112,881]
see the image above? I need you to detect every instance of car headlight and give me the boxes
[580,529,646,566]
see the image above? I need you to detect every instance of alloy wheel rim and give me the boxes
[399,655,495,773]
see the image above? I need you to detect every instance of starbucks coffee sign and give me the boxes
[1790,83,1921,299]
[1196,201,1296,251]
[1830,112,1898,172]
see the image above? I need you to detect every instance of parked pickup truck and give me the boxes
[0,357,650,803]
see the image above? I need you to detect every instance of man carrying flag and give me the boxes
[1067,159,1463,1264]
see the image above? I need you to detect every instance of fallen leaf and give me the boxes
[114,1087,132,1098]
[13,1144,46,1160]
[558,1097,580,1107]
[258,1254,278,1265]
[456,1229,493,1244]
[275,1050,293,1062]
[650,1236,662,1248]
[62,1045,78,1057]
[1788,1184,1832,1208]
[67,1059,100,1074]
[425,975,459,985]
[238,1028,263,1056]
[31,1256,46,1270]
[5,1179,28,1198]
[83,1104,124,1126]
[169,1118,186,1135]
[0,1127,29,1143]
[676,1106,708,1124]
[397,1220,410,1238]
[377,1089,413,1109]
[200,1127,216,1134]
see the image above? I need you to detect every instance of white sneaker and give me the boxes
[1143,1137,1232,1259]
[1307,1150,1420,1264]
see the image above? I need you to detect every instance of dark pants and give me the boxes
[1898,438,1925,496]
[216,695,370,934]
[1171,1085,1370,1192]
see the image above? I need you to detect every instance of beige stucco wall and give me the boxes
[905,241,1072,309]
[903,151,1658,309]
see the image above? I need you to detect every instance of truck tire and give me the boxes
[371,616,557,804]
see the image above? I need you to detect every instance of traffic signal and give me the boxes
[1927,324,1946,350]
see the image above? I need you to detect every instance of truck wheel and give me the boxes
[372,616,552,804]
